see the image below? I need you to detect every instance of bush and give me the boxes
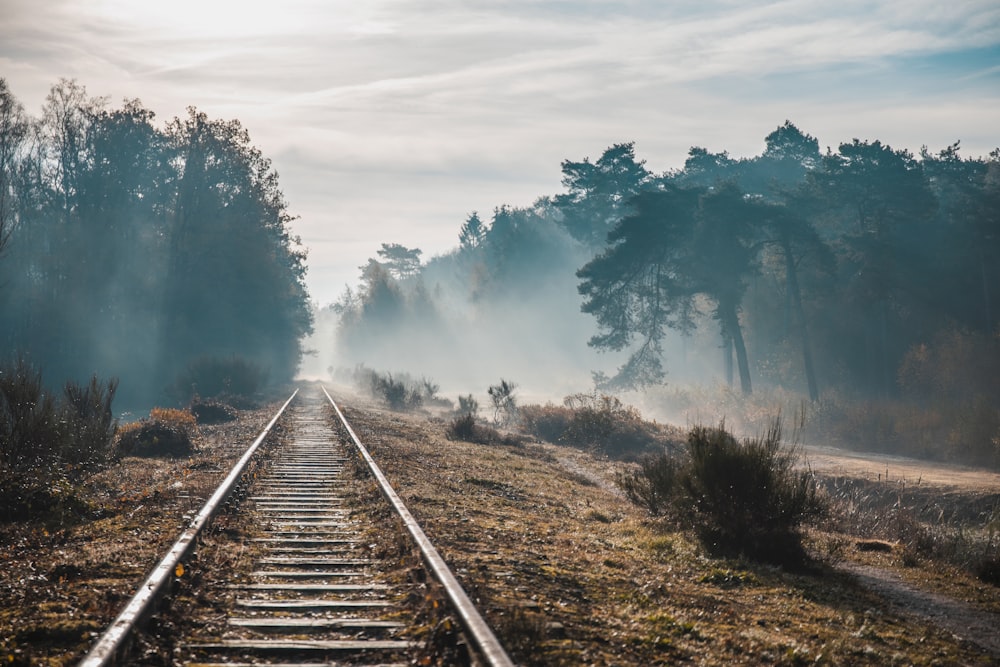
[616,452,684,518]
[519,403,572,443]
[446,414,524,447]
[116,407,198,458]
[0,359,119,474]
[0,358,118,521]
[563,391,668,457]
[189,397,238,424]
[63,375,119,468]
[373,372,417,410]
[116,421,194,458]
[682,420,823,562]
[520,392,681,459]
[488,379,518,427]
[0,358,64,471]
[456,394,479,417]
[174,356,267,403]
[350,365,445,412]
[617,418,825,565]
[448,413,481,441]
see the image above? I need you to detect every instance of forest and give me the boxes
[329,122,1000,467]
[1,74,996,466]
[0,78,312,412]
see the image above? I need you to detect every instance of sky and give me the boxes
[2,0,999,307]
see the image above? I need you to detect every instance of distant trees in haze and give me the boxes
[332,120,999,416]
[0,78,312,408]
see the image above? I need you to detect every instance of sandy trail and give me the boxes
[841,562,1000,657]
[802,443,1000,492]
[800,443,1000,657]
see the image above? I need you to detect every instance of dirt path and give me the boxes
[840,562,1000,657]
[803,443,1000,492]
[804,444,1000,656]
[559,439,1000,658]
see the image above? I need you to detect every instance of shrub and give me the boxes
[189,397,238,424]
[456,394,479,417]
[446,414,524,447]
[0,358,64,471]
[116,421,194,458]
[615,452,684,518]
[519,403,572,444]
[681,420,824,563]
[520,392,680,459]
[116,406,198,458]
[373,372,416,410]
[447,413,480,441]
[488,379,518,427]
[562,391,666,457]
[617,418,825,565]
[174,356,267,402]
[150,407,197,430]
[349,365,444,412]
[0,359,118,521]
[0,359,119,473]
[62,375,119,468]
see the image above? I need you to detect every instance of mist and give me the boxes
[0,80,312,414]
[306,127,1000,471]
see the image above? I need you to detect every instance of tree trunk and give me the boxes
[880,299,892,397]
[732,319,753,395]
[723,332,734,388]
[981,248,992,334]
[782,236,820,401]
[720,302,752,395]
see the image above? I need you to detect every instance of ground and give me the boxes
[1,384,998,665]
[0,402,283,666]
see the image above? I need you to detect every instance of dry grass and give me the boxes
[339,396,1000,666]
[3,386,998,666]
[0,404,282,666]
[148,407,198,430]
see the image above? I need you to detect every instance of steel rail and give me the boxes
[78,389,299,667]
[322,386,517,667]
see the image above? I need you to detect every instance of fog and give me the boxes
[301,129,1000,471]
[0,83,312,414]
[302,222,762,418]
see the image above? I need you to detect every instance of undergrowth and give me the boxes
[820,475,1000,586]
[0,358,118,522]
[520,391,682,459]
[618,418,824,565]
[349,365,451,412]
[174,355,267,404]
[116,407,198,458]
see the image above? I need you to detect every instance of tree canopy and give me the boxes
[330,119,999,411]
[0,79,312,409]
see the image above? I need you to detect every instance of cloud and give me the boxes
[1,0,997,305]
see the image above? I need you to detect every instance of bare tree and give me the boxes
[0,78,28,257]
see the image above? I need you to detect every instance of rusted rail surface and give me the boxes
[79,390,298,667]
[323,385,517,667]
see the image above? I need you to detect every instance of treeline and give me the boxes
[0,78,312,410]
[332,122,1000,465]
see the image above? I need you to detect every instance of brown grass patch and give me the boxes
[338,397,1000,665]
[0,403,281,666]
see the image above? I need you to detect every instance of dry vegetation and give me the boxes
[338,392,1000,666]
[2,383,999,666]
[0,401,285,666]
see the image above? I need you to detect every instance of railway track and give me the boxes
[81,385,514,667]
